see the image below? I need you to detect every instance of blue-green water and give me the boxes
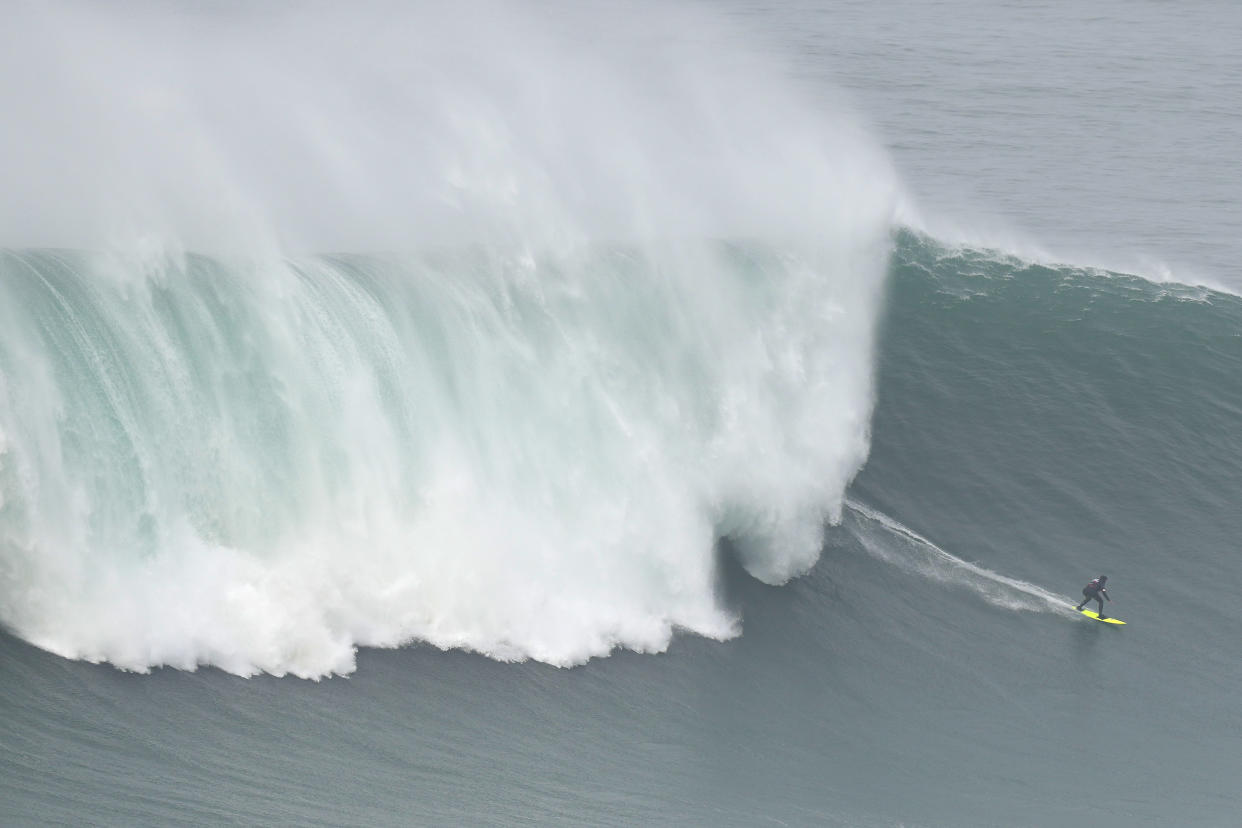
[3,2,1242,826]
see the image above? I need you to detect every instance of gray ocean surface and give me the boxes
[756,0,1242,289]
[3,2,1242,826]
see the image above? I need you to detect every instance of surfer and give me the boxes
[1075,575,1111,618]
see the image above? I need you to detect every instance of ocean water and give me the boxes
[2,2,1241,826]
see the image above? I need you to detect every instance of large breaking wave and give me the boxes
[0,1,898,676]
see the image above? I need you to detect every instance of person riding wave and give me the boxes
[1075,575,1111,619]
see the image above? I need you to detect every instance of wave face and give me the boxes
[0,2,896,677]
[864,231,1242,566]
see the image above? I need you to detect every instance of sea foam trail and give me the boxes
[0,2,898,677]
[844,499,1072,613]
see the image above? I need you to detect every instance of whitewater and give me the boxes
[0,1,897,677]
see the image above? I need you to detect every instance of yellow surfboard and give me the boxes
[1079,609,1125,625]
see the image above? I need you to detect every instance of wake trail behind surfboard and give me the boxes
[843,499,1074,614]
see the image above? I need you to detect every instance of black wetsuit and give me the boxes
[1076,579,1110,617]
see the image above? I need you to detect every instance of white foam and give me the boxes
[5,234,894,676]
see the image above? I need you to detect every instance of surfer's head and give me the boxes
[1098,575,1107,583]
